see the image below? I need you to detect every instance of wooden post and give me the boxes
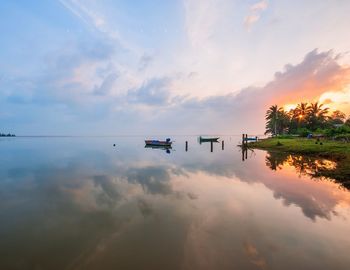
[185,141,188,152]
[222,140,224,150]
[210,141,213,152]
[245,134,248,147]
[242,134,245,146]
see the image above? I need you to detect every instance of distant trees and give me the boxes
[0,133,15,137]
[264,102,349,136]
[346,117,350,126]
[330,110,346,125]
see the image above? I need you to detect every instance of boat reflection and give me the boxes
[144,144,172,154]
[198,136,220,145]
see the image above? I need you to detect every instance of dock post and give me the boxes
[222,140,224,150]
[210,141,213,152]
[185,141,188,152]
[242,134,245,146]
[245,134,248,147]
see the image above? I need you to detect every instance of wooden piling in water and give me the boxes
[222,140,224,150]
[210,141,213,152]
[185,141,188,151]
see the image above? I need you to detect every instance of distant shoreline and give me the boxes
[0,134,15,137]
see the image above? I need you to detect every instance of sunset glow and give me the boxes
[284,104,297,112]
[1,2,350,270]
[0,1,349,134]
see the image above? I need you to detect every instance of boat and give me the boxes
[198,136,219,143]
[145,138,172,147]
[245,137,258,141]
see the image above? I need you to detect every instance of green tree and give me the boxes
[345,116,350,126]
[265,105,290,135]
[294,102,311,127]
[307,102,329,130]
[330,110,346,125]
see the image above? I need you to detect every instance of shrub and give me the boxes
[314,128,326,135]
[276,134,297,139]
[296,128,311,137]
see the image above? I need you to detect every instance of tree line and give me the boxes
[265,102,350,136]
[0,133,16,137]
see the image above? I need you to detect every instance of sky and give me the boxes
[0,0,350,135]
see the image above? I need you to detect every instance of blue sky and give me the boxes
[1,0,350,135]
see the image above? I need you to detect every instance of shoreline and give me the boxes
[250,138,350,188]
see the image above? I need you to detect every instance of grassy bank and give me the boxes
[250,137,350,157]
[250,138,350,187]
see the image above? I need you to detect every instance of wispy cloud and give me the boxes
[59,0,137,54]
[244,0,268,30]
[59,0,107,32]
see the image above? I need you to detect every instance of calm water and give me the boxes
[1,136,350,270]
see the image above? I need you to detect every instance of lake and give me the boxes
[1,136,350,270]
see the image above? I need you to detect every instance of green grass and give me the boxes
[250,138,350,156]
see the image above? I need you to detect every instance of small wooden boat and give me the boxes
[245,137,258,141]
[145,138,172,147]
[199,136,219,143]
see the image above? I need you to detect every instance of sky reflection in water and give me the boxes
[0,136,350,270]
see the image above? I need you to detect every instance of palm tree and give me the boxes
[265,105,279,135]
[294,102,311,123]
[265,105,289,135]
[308,102,329,130]
[287,108,299,133]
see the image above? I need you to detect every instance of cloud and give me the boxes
[183,0,237,56]
[244,0,268,29]
[2,47,349,135]
[138,54,153,71]
[244,14,260,27]
[59,0,140,56]
[93,73,119,96]
[148,49,350,134]
[60,1,118,42]
[127,77,172,106]
[251,0,268,11]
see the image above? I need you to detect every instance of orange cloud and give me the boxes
[269,50,350,105]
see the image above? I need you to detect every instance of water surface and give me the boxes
[1,136,350,270]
